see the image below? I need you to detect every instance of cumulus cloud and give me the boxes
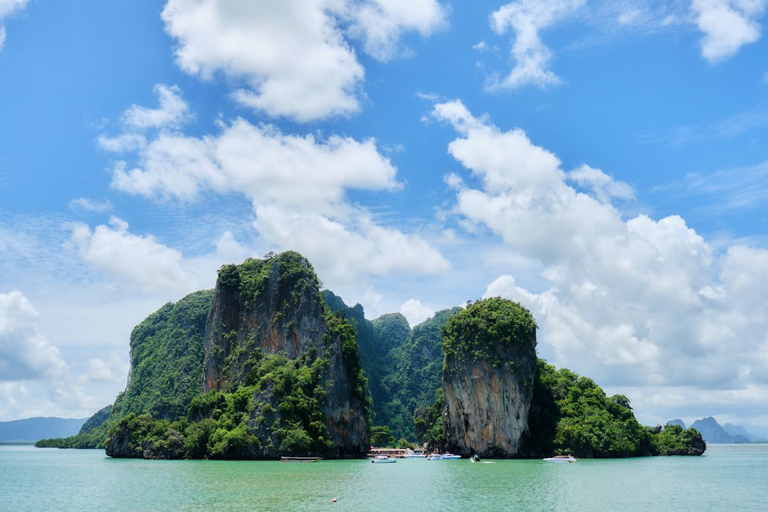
[161,0,447,122]
[0,0,32,51]
[399,298,435,326]
[100,85,448,286]
[487,0,585,89]
[0,291,67,381]
[344,0,448,61]
[692,0,767,62]
[432,99,768,399]
[254,205,449,283]
[71,216,200,296]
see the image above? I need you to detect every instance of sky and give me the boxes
[1,0,767,435]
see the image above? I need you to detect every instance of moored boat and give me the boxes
[441,453,461,459]
[371,455,397,463]
[543,455,576,463]
[280,456,322,463]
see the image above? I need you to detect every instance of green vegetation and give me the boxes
[370,426,395,447]
[525,361,654,457]
[653,423,706,455]
[36,251,703,459]
[380,308,461,441]
[413,388,446,451]
[106,350,339,459]
[521,360,703,458]
[113,289,214,420]
[322,292,415,439]
[442,298,537,370]
[96,253,368,459]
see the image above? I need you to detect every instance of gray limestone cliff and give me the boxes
[201,252,369,457]
[441,298,538,458]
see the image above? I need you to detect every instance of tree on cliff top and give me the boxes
[441,297,537,369]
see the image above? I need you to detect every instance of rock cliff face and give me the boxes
[202,252,369,457]
[441,298,537,458]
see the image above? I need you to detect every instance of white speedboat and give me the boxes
[426,454,442,460]
[543,455,576,463]
[372,455,396,463]
[441,453,461,459]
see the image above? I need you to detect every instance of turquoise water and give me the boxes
[2,445,767,511]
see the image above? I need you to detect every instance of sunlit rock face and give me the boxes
[202,252,369,458]
[441,298,538,458]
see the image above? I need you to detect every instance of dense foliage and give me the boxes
[521,360,704,457]
[442,298,537,370]
[653,424,706,455]
[323,290,420,439]
[106,349,340,459]
[96,253,369,459]
[37,251,704,459]
[413,388,446,451]
[380,308,461,441]
[113,289,214,420]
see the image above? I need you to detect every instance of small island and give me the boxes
[38,251,704,459]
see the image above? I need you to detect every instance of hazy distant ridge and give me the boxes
[683,417,767,444]
[0,417,87,442]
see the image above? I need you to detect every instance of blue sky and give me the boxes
[1,0,768,435]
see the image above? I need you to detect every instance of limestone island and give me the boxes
[37,251,705,459]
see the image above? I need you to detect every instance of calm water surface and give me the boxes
[2,444,767,511]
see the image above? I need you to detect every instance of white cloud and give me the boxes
[433,99,768,400]
[254,204,449,283]
[0,0,32,51]
[0,291,67,381]
[568,164,635,203]
[68,198,114,213]
[97,133,147,153]
[692,0,767,62]
[102,86,448,286]
[399,298,435,326]
[344,0,448,61]
[160,0,447,122]
[71,216,200,296]
[162,0,364,122]
[215,230,250,263]
[122,84,191,129]
[487,0,585,90]
[109,118,401,215]
[76,356,130,386]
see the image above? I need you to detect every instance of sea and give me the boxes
[1,444,766,511]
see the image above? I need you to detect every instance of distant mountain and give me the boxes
[0,417,87,442]
[689,417,767,444]
[690,417,733,443]
[723,423,768,443]
[668,419,686,429]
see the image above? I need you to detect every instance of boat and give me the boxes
[280,456,322,463]
[371,455,396,463]
[426,454,442,460]
[441,453,461,459]
[543,455,577,463]
[470,454,480,463]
